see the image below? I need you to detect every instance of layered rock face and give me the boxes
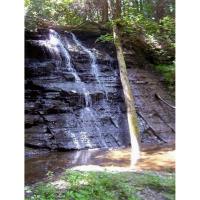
[25,29,130,150]
[128,68,175,146]
[25,28,175,151]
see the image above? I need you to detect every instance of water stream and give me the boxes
[25,145,175,185]
[47,30,108,147]
[71,33,108,99]
[49,29,92,107]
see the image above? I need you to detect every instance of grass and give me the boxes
[26,184,57,200]
[25,170,175,200]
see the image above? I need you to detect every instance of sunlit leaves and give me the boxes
[25,0,31,7]
[25,0,84,30]
[96,34,114,43]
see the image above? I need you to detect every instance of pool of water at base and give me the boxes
[25,145,175,185]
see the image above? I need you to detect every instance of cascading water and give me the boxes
[71,33,108,99]
[80,107,107,147]
[49,29,107,147]
[69,32,116,147]
[25,28,132,151]
[49,29,92,107]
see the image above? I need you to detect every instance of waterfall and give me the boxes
[81,107,107,147]
[69,32,109,147]
[33,29,107,149]
[49,29,92,107]
[48,30,107,148]
[70,33,108,99]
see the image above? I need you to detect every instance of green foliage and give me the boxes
[27,184,56,200]
[162,192,176,200]
[158,16,175,46]
[134,172,175,200]
[160,16,175,34]
[25,0,84,31]
[96,34,114,43]
[134,172,175,193]
[122,13,175,44]
[25,0,31,7]
[154,63,175,92]
[119,13,175,66]
[25,0,175,60]
[63,170,139,200]
[26,171,175,200]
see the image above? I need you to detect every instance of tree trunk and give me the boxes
[113,24,141,166]
[155,0,166,21]
[115,0,122,18]
[109,0,141,167]
[101,0,109,23]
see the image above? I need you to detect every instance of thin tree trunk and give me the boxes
[155,0,166,21]
[113,24,141,166]
[115,0,122,18]
[107,0,141,167]
[102,0,109,23]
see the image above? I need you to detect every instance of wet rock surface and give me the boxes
[25,28,175,152]
[25,29,129,150]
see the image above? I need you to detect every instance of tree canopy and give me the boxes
[25,0,175,59]
[25,0,175,31]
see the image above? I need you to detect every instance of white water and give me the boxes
[81,107,107,147]
[49,29,92,107]
[70,33,100,80]
[37,29,107,148]
[70,33,112,147]
[70,33,108,99]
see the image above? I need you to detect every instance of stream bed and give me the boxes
[25,145,175,185]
